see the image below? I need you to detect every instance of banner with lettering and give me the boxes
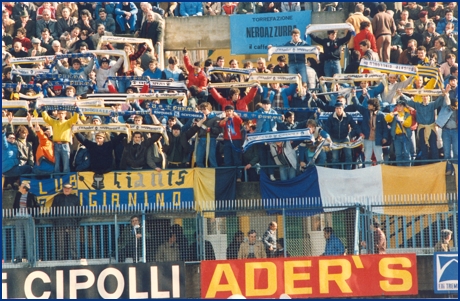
[2,262,185,299]
[201,254,418,299]
[21,168,237,211]
[229,11,312,55]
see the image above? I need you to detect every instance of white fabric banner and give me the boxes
[317,165,384,212]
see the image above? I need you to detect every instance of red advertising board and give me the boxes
[201,254,418,299]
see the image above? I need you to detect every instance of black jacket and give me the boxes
[323,111,361,140]
[162,125,200,163]
[13,191,40,216]
[75,133,125,174]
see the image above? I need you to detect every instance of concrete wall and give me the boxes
[164,11,348,51]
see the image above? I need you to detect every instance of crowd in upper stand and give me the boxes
[2,2,458,190]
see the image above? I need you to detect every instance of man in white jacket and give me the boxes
[95,56,124,93]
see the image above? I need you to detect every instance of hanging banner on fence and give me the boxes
[259,162,449,215]
[201,254,418,299]
[2,262,185,299]
[20,169,236,210]
[76,170,193,207]
[229,11,312,55]
[433,252,458,294]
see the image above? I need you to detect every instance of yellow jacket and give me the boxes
[42,112,79,143]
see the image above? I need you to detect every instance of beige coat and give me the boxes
[238,241,267,259]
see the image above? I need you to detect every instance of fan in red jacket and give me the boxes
[209,81,261,112]
[354,21,378,56]
[182,47,208,93]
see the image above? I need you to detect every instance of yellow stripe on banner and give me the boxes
[193,168,215,218]
[277,215,284,239]
[240,216,250,236]
[381,162,448,215]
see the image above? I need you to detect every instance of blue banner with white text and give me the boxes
[229,11,312,55]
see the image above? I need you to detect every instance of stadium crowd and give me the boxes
[2,2,458,190]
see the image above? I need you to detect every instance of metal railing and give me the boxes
[2,194,457,267]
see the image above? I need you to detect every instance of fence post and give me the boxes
[114,213,119,263]
[282,207,286,258]
[353,203,360,255]
[452,198,458,249]
[141,209,146,263]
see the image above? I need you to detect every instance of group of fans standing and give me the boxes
[2,2,458,190]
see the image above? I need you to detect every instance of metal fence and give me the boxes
[2,194,457,267]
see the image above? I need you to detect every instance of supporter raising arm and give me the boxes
[209,81,260,112]
[183,47,208,103]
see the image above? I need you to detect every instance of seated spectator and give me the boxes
[56,2,79,21]
[274,238,291,257]
[36,2,56,21]
[203,2,222,16]
[322,227,345,256]
[142,59,162,79]
[262,2,281,13]
[36,8,58,40]
[440,22,457,54]
[436,9,458,34]
[91,24,114,48]
[428,37,451,65]
[159,2,178,18]
[237,2,263,14]
[414,11,429,35]
[29,37,47,58]
[156,231,180,262]
[396,10,414,35]
[13,3,37,22]
[9,42,28,63]
[222,2,237,15]
[2,10,15,36]
[359,39,380,61]
[281,2,301,12]
[440,54,458,79]
[115,2,138,34]
[162,56,185,82]
[401,23,423,51]
[77,9,96,36]
[14,10,35,40]
[94,2,116,20]
[56,7,77,38]
[238,230,267,259]
[95,8,116,34]
[59,26,81,51]
[425,2,444,25]
[180,2,203,16]
[13,28,31,51]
